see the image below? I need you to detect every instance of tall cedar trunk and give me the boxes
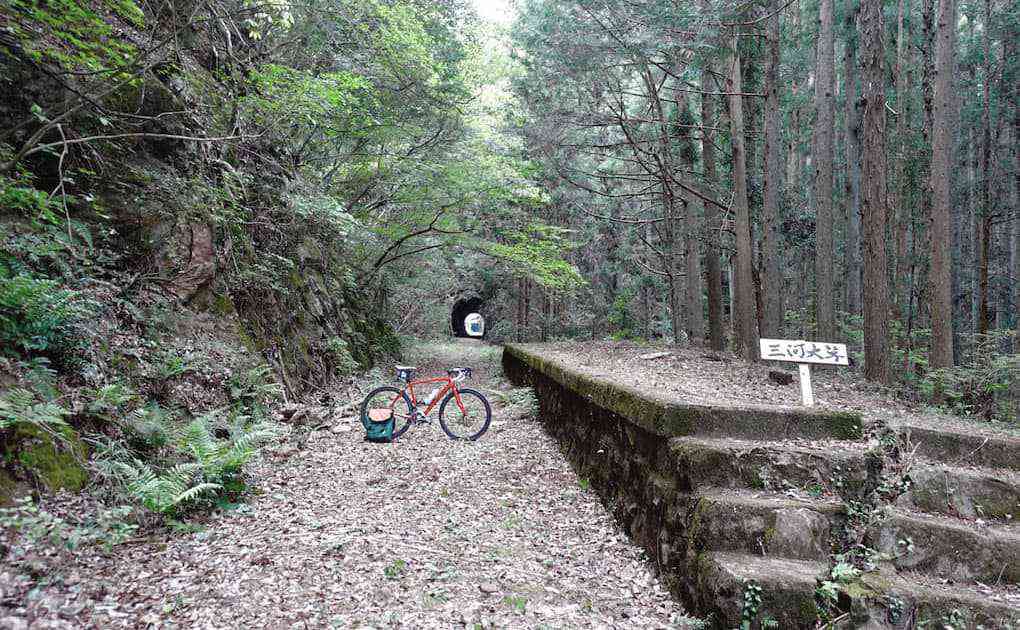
[743,47,763,339]
[844,0,863,318]
[929,0,956,369]
[762,7,784,338]
[678,94,705,342]
[702,70,725,350]
[968,129,977,333]
[920,0,935,333]
[893,0,911,319]
[976,0,991,335]
[640,66,684,345]
[727,32,759,360]
[1013,36,1020,352]
[860,0,890,382]
[814,0,836,340]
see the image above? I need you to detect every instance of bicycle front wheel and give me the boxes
[361,386,413,439]
[438,388,491,440]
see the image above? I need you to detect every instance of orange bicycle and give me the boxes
[360,365,491,440]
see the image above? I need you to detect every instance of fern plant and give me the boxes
[0,387,69,431]
[177,414,279,483]
[0,269,89,366]
[97,459,221,515]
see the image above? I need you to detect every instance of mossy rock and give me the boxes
[3,425,88,494]
[0,467,28,507]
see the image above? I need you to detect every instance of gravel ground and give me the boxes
[1,340,700,629]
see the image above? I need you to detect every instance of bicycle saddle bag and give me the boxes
[364,408,395,443]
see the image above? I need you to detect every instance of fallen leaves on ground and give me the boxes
[1,340,700,629]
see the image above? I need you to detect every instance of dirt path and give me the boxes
[9,341,697,629]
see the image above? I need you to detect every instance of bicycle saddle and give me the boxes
[446,366,472,378]
[395,365,416,381]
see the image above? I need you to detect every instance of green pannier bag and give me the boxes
[364,408,395,443]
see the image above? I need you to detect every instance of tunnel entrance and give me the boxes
[451,297,484,338]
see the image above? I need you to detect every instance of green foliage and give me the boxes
[0,497,137,553]
[227,365,284,416]
[608,288,638,339]
[0,268,91,366]
[0,387,69,431]
[118,405,173,450]
[488,225,585,291]
[503,595,527,614]
[0,174,61,226]
[325,337,359,377]
[99,458,222,515]
[739,580,764,630]
[383,558,408,579]
[96,411,279,515]
[1,0,142,73]
[246,65,374,128]
[85,382,137,416]
[921,331,1019,421]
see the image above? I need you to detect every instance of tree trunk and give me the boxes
[814,0,836,340]
[929,0,956,370]
[893,0,912,320]
[762,6,784,339]
[976,0,992,336]
[968,129,977,334]
[1013,39,1020,352]
[702,64,725,350]
[860,0,891,383]
[727,32,759,361]
[684,209,705,342]
[919,0,935,334]
[844,0,863,320]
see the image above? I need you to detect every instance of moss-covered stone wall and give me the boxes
[502,344,858,628]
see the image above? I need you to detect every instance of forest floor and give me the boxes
[3,340,701,629]
[527,341,1019,437]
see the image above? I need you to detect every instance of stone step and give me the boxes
[892,420,1020,472]
[694,551,1020,629]
[872,508,1020,585]
[688,488,841,561]
[856,569,1020,628]
[691,551,825,628]
[897,460,1020,522]
[667,436,869,497]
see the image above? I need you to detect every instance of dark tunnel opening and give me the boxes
[451,297,484,338]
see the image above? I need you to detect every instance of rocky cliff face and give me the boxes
[0,27,397,501]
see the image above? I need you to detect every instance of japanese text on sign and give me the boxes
[758,338,849,366]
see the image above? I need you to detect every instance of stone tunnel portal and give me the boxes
[451,297,484,338]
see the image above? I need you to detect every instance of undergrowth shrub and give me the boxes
[0,387,69,432]
[921,330,1019,421]
[0,498,136,554]
[325,336,359,376]
[0,267,91,369]
[95,411,279,516]
[227,364,283,417]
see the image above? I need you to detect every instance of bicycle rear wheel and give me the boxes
[360,386,413,439]
[438,388,491,440]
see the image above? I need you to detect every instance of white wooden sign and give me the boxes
[759,338,849,406]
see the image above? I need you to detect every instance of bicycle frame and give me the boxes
[400,375,466,417]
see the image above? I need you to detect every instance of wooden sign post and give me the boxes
[759,338,849,406]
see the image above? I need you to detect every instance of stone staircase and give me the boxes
[671,425,1020,627]
[503,344,1020,629]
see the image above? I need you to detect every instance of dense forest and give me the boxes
[0,0,1017,548]
[0,0,1017,626]
[507,0,1018,419]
